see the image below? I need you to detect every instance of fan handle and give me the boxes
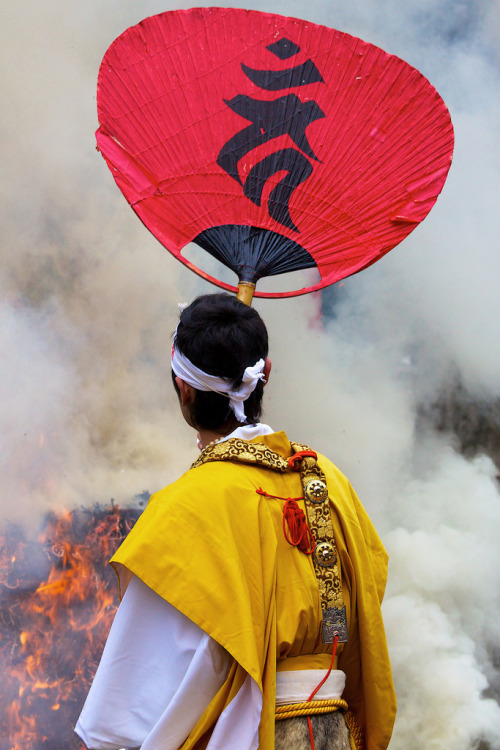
[237,281,256,306]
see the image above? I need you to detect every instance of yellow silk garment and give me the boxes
[110,431,396,750]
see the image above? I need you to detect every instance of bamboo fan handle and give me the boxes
[236,281,256,307]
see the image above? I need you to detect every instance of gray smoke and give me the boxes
[1,1,499,748]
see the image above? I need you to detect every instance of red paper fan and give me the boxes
[96,8,454,298]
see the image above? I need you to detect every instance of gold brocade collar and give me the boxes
[191,436,290,472]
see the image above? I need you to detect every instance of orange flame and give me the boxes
[0,504,139,750]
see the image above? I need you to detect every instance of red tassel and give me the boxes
[282,498,315,554]
[256,488,315,555]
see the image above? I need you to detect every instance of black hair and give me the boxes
[173,293,268,431]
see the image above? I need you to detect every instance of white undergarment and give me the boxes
[276,669,346,705]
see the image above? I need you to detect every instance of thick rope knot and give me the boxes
[283,498,316,554]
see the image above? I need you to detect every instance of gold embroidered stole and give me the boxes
[192,438,348,644]
[290,443,348,644]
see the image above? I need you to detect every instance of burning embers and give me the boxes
[0,504,140,750]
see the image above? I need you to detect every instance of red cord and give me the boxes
[306,634,340,750]
[307,634,339,701]
[308,716,315,750]
[287,450,318,470]
[256,487,303,501]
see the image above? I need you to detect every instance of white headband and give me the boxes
[171,342,265,423]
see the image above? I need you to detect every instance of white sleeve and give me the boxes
[205,671,262,750]
[75,575,232,750]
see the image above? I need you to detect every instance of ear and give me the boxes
[175,376,196,406]
[263,357,272,386]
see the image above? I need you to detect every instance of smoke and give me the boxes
[1,0,500,748]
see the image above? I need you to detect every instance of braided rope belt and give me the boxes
[275,698,348,720]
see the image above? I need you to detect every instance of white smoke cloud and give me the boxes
[1,0,499,747]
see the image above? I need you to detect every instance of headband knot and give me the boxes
[171,341,265,423]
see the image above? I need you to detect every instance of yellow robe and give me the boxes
[111,431,396,750]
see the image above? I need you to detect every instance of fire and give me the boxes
[0,504,140,750]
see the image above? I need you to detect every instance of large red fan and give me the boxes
[96,8,453,300]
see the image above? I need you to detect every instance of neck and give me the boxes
[197,422,243,449]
